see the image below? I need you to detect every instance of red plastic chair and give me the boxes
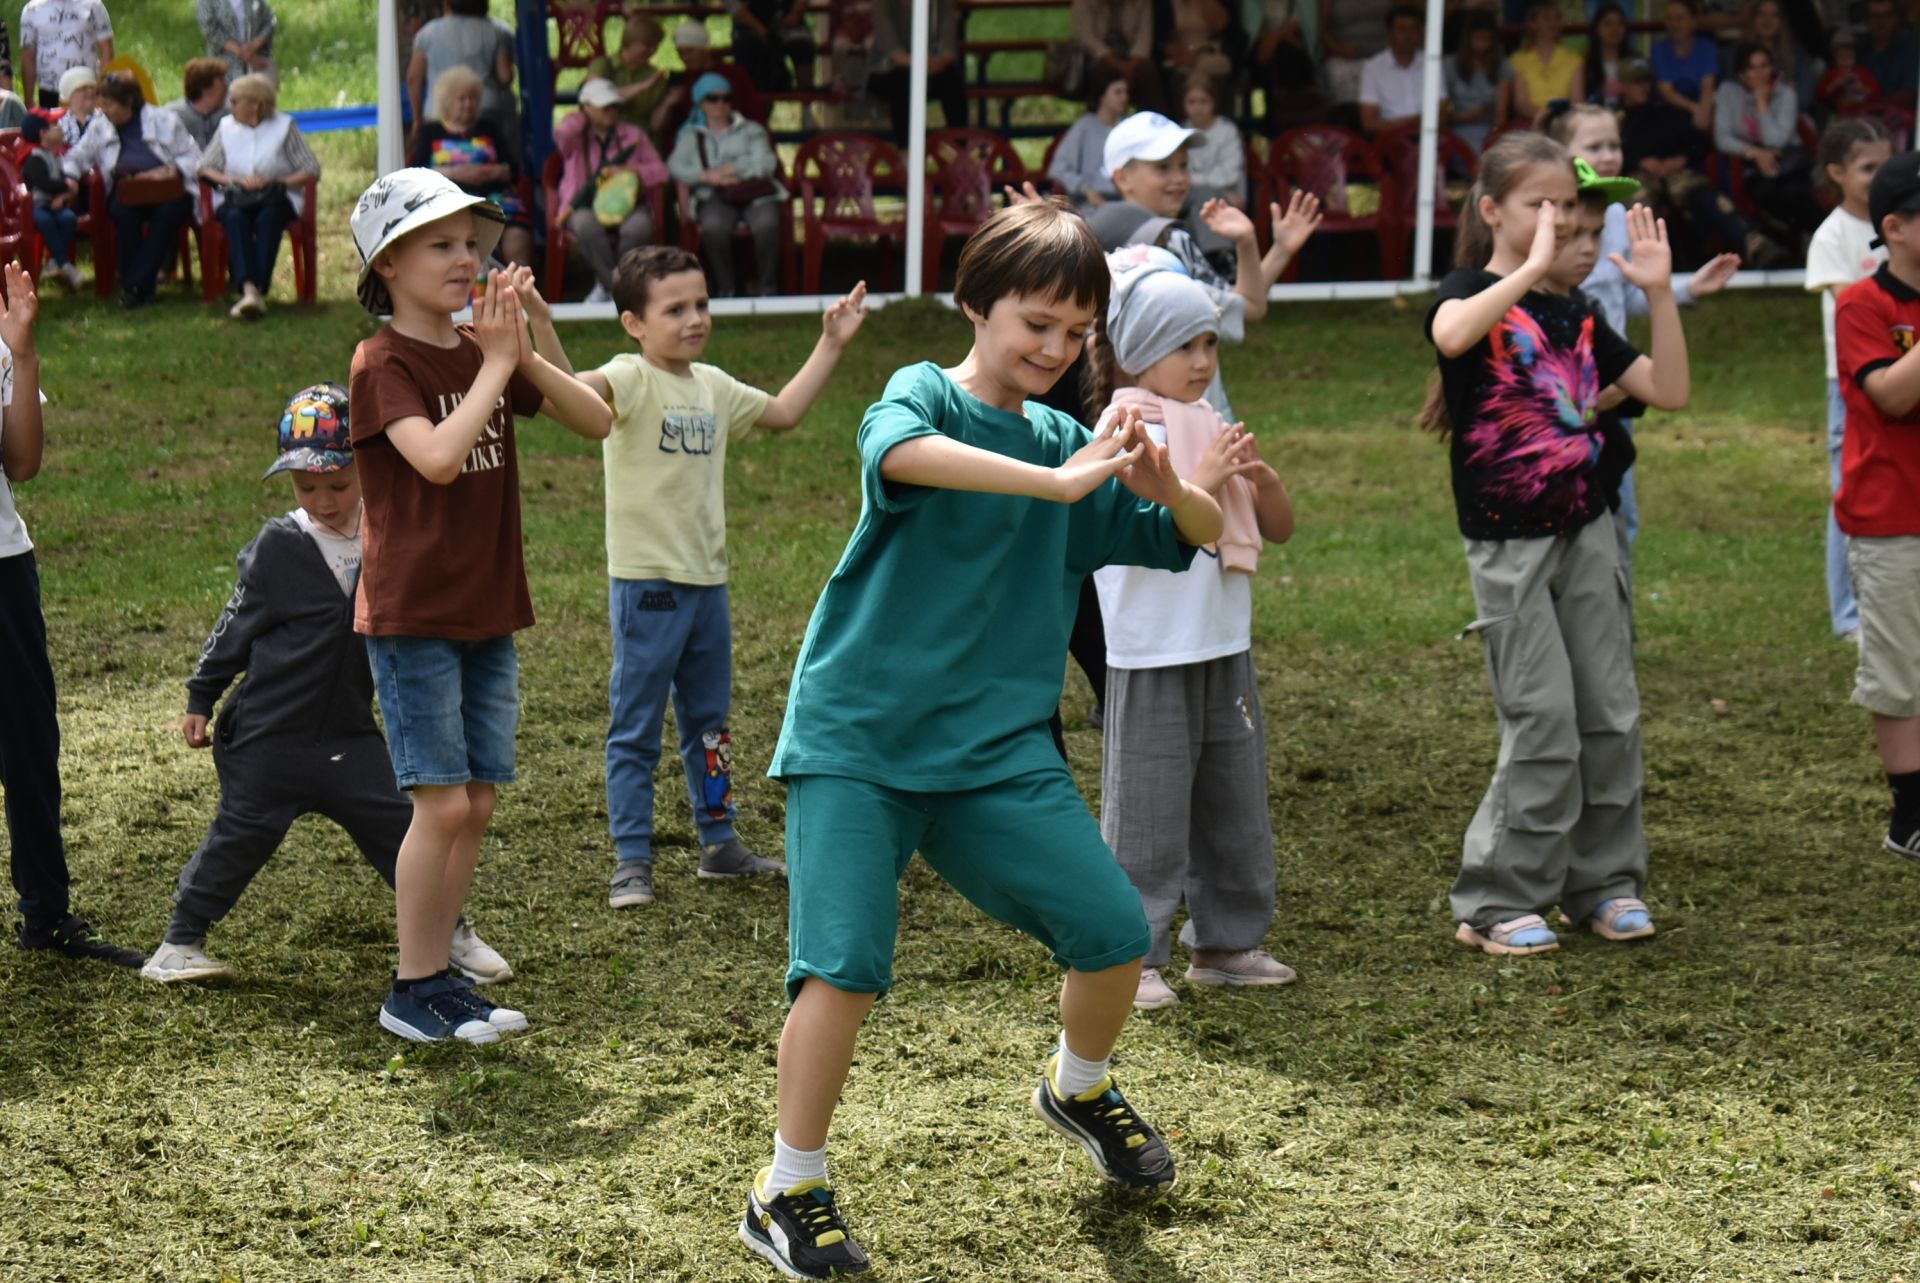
[60,169,195,297]
[1264,124,1386,280]
[196,173,319,304]
[675,153,794,295]
[1374,124,1479,279]
[1861,98,1914,150]
[1481,119,1536,153]
[0,155,40,279]
[790,131,907,295]
[543,149,668,301]
[922,127,1024,287]
[550,0,619,84]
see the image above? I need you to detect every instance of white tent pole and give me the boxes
[377,1,402,176]
[904,0,929,296]
[1412,0,1444,285]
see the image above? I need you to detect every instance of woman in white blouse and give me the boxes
[62,73,201,309]
[197,73,319,318]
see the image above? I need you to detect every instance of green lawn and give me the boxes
[3,4,1919,1282]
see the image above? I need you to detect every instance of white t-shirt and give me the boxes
[18,0,113,87]
[1091,424,1253,669]
[0,340,44,560]
[1359,48,1442,124]
[1806,206,1885,381]
[292,506,362,597]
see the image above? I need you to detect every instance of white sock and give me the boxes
[1051,1033,1111,1098]
[766,1131,828,1194]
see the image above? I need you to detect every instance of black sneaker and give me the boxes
[738,1168,870,1280]
[15,914,147,968]
[1886,822,1920,862]
[1031,1056,1177,1190]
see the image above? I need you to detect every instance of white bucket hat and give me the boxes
[1102,111,1205,178]
[350,167,505,315]
[58,66,97,101]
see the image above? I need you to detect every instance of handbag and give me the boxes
[225,179,286,208]
[114,172,185,206]
[698,134,777,206]
[574,134,642,227]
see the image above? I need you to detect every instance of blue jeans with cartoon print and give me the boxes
[606,578,738,870]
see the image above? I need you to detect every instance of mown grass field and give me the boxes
[3,4,1919,1283]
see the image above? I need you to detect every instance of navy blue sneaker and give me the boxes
[445,973,528,1032]
[379,974,499,1044]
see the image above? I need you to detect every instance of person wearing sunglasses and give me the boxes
[667,72,786,298]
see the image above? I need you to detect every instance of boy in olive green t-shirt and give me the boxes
[573,246,868,909]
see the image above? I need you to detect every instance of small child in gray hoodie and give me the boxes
[140,383,512,986]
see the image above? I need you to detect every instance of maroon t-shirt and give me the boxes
[348,325,544,639]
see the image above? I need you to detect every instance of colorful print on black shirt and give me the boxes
[1425,268,1642,540]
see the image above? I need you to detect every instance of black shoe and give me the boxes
[1032,1058,1177,1190]
[16,914,147,968]
[1886,822,1920,862]
[739,1168,870,1280]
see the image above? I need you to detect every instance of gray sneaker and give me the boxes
[697,839,786,880]
[609,860,655,908]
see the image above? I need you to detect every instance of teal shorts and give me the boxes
[782,770,1152,1001]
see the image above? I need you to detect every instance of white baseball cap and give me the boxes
[1102,111,1205,178]
[673,20,711,48]
[350,168,505,315]
[578,77,622,109]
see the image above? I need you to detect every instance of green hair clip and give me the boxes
[1574,156,1641,205]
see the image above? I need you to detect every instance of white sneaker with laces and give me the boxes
[1185,949,1298,986]
[449,919,513,984]
[1133,966,1178,1010]
[140,939,235,984]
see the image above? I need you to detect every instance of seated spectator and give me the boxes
[167,57,231,153]
[63,73,199,309]
[556,77,667,304]
[406,0,517,155]
[1161,0,1243,87]
[407,65,531,268]
[1715,42,1824,240]
[1320,0,1393,112]
[1653,0,1720,132]
[1509,0,1584,122]
[1182,70,1246,259]
[1048,74,1129,212]
[824,0,874,97]
[1620,56,1785,265]
[197,73,318,319]
[20,115,83,290]
[19,0,112,108]
[1749,0,1815,109]
[56,65,94,146]
[1071,0,1165,114]
[197,0,277,84]
[1447,10,1509,149]
[1249,0,1323,136]
[725,0,816,91]
[867,0,965,144]
[667,72,786,297]
[1859,0,1917,102]
[584,12,670,134]
[653,20,766,142]
[1585,3,1637,110]
[0,88,24,129]
[1817,26,1880,118]
[1359,5,1448,137]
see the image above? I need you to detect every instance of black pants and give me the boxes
[165,732,411,944]
[1,551,70,928]
[870,63,966,143]
[109,193,191,303]
[733,22,816,92]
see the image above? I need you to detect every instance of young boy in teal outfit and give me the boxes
[738,201,1228,1282]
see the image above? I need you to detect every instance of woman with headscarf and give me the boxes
[198,72,318,318]
[666,71,785,297]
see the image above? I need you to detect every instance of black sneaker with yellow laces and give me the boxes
[1031,1055,1177,1190]
[739,1167,870,1280]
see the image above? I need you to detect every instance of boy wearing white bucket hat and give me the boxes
[347,168,611,1044]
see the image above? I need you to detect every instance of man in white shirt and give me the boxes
[1359,4,1447,136]
[18,0,112,108]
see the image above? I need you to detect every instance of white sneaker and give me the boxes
[59,263,85,291]
[1133,966,1178,1010]
[583,282,611,305]
[140,939,235,984]
[449,919,513,984]
[1185,949,1298,986]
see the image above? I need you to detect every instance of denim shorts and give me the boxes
[365,635,519,788]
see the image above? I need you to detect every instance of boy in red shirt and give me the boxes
[1835,150,1920,861]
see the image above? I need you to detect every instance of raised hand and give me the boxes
[1053,410,1143,503]
[1199,197,1257,245]
[502,263,551,328]
[1610,203,1673,292]
[1271,190,1323,259]
[0,261,38,355]
[1687,251,1741,296]
[822,280,869,345]
[1523,198,1559,277]
[1001,180,1048,206]
[472,274,522,370]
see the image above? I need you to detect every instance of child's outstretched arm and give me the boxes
[501,265,613,440]
[759,282,870,431]
[0,262,42,484]
[386,276,523,484]
[1230,426,1296,544]
[882,405,1145,502]
[1198,198,1272,322]
[1608,206,1690,412]
[1259,191,1323,290]
[1428,200,1559,357]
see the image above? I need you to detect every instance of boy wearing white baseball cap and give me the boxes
[347,168,611,1043]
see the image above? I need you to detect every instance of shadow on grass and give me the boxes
[1072,1188,1194,1283]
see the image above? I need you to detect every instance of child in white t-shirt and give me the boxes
[1806,117,1894,641]
[1089,248,1294,1011]
[1180,71,1247,260]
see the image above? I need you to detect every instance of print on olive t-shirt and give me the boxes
[348,325,545,640]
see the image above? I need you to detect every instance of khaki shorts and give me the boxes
[1849,536,1920,717]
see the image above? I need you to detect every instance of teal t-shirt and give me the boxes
[769,362,1196,792]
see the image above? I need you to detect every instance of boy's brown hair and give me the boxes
[613,244,705,318]
[98,73,145,111]
[953,199,1110,321]
[183,57,228,101]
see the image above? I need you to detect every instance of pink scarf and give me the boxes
[1099,386,1261,573]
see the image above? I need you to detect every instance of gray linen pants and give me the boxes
[1101,650,1276,968]
[1453,511,1647,930]
[566,206,657,296]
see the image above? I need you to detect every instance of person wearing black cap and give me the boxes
[17,113,83,291]
[1833,150,1920,864]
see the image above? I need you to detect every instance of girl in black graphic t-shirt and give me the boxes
[1420,132,1692,960]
